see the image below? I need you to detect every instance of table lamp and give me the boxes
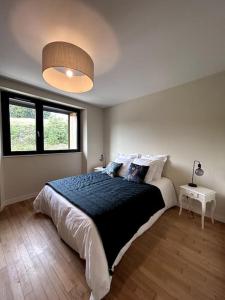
[188,160,204,187]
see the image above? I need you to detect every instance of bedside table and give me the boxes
[179,185,216,229]
[94,166,105,172]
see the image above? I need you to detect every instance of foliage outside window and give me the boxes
[1,91,80,155]
[44,111,69,150]
[9,103,37,151]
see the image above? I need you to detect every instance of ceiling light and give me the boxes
[42,41,94,93]
[66,69,74,78]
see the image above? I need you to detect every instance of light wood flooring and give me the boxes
[0,200,225,300]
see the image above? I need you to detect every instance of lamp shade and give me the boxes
[195,164,204,176]
[42,42,94,93]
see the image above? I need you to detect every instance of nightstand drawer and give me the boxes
[181,188,199,199]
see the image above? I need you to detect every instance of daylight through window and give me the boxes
[1,92,80,155]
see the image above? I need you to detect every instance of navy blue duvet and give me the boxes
[47,172,165,272]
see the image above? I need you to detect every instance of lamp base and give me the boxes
[188,183,197,187]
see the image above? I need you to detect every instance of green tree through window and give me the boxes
[1,91,80,155]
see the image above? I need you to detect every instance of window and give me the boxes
[1,91,80,155]
[9,99,37,151]
[43,106,78,151]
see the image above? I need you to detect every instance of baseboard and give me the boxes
[0,192,38,211]
[212,213,225,224]
[176,202,225,224]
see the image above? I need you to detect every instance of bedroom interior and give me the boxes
[0,1,225,300]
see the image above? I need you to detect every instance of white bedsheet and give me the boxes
[33,177,177,300]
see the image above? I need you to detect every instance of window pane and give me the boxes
[9,103,36,151]
[44,110,69,150]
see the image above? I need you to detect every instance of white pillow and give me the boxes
[141,154,168,163]
[117,153,140,159]
[146,160,165,182]
[114,156,134,177]
[133,157,165,182]
[133,158,151,166]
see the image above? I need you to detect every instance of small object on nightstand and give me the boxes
[179,185,216,229]
[99,154,106,168]
[188,160,204,187]
[94,166,105,172]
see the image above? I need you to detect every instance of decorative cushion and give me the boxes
[102,162,122,177]
[114,157,134,177]
[125,163,149,184]
[114,153,141,177]
[133,158,165,182]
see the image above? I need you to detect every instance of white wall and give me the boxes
[2,153,82,204]
[0,76,103,207]
[104,71,225,222]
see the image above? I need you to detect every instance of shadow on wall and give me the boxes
[81,153,87,174]
[163,158,190,202]
[163,158,191,188]
[9,0,120,77]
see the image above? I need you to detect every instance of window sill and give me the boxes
[2,151,82,158]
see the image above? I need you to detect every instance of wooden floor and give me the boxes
[0,200,225,300]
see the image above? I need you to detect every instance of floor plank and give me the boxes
[0,200,224,300]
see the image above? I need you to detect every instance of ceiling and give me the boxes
[1,0,225,107]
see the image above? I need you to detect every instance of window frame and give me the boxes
[1,91,81,156]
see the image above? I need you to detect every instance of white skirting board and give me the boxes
[178,198,225,224]
[0,192,38,211]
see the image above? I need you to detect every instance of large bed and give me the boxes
[34,172,177,300]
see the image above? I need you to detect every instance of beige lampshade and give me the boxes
[42,41,94,93]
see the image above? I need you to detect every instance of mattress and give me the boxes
[33,176,177,300]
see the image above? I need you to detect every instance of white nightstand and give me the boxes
[94,166,105,172]
[179,185,216,229]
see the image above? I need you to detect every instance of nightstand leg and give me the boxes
[211,200,216,224]
[179,193,183,216]
[187,196,191,212]
[201,202,206,229]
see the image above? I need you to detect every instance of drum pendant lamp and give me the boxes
[42,41,94,93]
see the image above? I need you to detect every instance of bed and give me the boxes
[33,172,177,300]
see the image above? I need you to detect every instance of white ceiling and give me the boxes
[1,0,225,107]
